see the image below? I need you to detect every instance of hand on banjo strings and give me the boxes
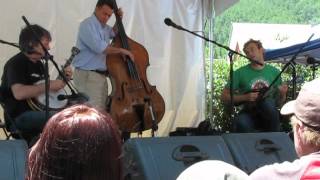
[49,80,65,92]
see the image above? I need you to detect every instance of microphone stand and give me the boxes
[306,57,320,80]
[145,98,158,137]
[289,63,297,99]
[258,34,314,103]
[228,51,235,128]
[312,63,316,80]
[47,55,77,96]
[165,19,262,131]
[22,16,51,120]
[0,39,20,48]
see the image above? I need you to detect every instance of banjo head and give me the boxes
[36,89,68,110]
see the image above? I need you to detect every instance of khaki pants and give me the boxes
[73,69,108,109]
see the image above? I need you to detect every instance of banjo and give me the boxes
[27,47,80,111]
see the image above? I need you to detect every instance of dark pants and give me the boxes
[15,111,56,132]
[234,99,280,133]
[9,111,56,146]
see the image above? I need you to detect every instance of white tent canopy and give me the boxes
[0,0,237,136]
[229,23,320,53]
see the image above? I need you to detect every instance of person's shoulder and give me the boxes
[6,53,26,66]
[80,15,95,26]
[262,64,280,74]
[234,64,252,75]
[265,64,279,71]
[236,64,251,71]
[250,159,306,180]
[80,16,91,24]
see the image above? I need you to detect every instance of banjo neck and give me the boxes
[56,46,80,80]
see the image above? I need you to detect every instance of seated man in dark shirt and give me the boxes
[1,24,72,142]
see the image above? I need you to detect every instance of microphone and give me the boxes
[164,18,183,30]
[306,57,320,64]
[57,92,89,102]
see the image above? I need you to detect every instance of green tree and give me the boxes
[213,0,320,59]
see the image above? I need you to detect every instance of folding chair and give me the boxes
[0,102,38,146]
[0,87,36,145]
[0,118,10,139]
[0,101,24,140]
[0,88,15,140]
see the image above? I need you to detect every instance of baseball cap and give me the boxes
[281,78,320,129]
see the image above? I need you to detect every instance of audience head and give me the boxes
[177,160,249,180]
[27,104,122,180]
[281,78,320,157]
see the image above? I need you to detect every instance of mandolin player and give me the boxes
[0,24,72,143]
[221,39,288,133]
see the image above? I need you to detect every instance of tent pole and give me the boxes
[208,15,215,125]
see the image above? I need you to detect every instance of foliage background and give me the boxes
[206,0,320,131]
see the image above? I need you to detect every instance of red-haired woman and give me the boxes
[26,104,122,180]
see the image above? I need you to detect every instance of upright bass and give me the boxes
[106,0,165,133]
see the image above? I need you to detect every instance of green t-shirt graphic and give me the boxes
[226,64,282,100]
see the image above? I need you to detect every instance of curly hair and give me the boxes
[243,39,263,52]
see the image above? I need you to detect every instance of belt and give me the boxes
[90,69,109,76]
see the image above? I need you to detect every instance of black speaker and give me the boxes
[123,136,234,180]
[0,140,28,180]
[222,132,298,174]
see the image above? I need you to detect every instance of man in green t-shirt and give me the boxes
[221,39,288,132]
